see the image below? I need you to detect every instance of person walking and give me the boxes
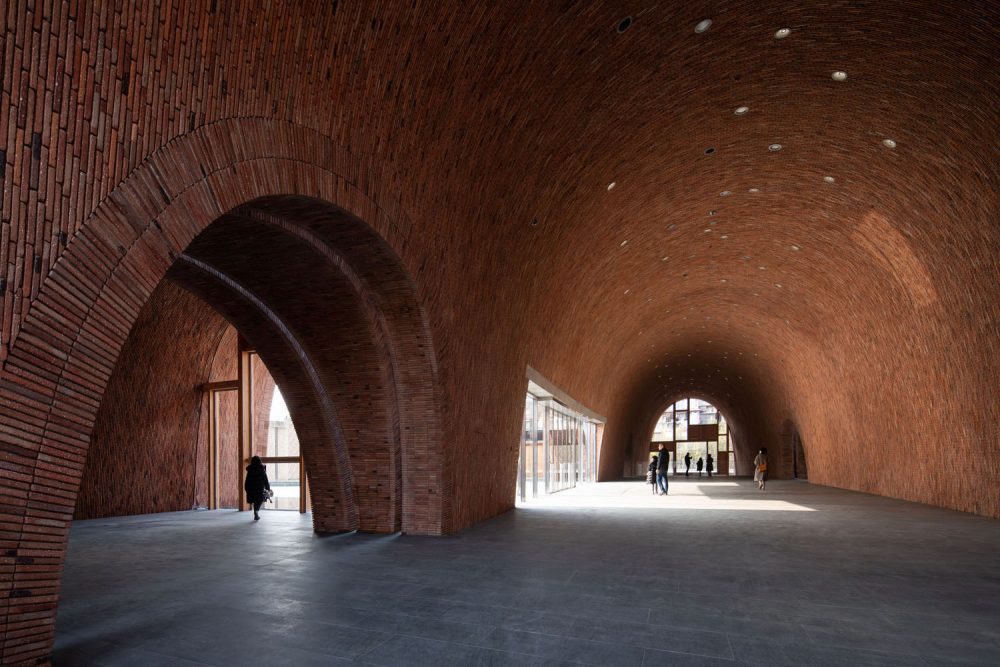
[696,456,704,477]
[244,455,272,520]
[706,453,714,478]
[684,452,692,477]
[754,448,768,490]
[648,454,658,494]
[656,443,669,495]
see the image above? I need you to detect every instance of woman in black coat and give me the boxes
[244,455,271,520]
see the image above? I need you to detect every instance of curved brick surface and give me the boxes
[1,2,998,663]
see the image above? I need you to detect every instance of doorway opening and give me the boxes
[516,378,604,501]
[202,345,308,513]
[651,398,736,476]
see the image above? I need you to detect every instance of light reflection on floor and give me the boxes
[516,479,817,511]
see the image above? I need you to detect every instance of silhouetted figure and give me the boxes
[648,455,658,493]
[696,457,704,477]
[656,443,669,495]
[754,448,768,491]
[706,453,714,478]
[684,452,692,477]
[244,455,271,520]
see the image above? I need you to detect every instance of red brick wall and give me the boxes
[74,281,230,519]
[1,2,999,663]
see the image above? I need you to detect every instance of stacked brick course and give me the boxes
[1,1,998,662]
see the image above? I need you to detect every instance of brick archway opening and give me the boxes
[72,193,445,534]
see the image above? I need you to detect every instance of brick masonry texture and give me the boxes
[0,1,998,663]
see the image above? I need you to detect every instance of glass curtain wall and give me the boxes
[517,391,601,501]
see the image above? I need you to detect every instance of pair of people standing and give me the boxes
[683,452,714,477]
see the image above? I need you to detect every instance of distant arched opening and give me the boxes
[649,397,736,477]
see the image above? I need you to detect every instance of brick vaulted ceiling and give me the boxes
[1,3,999,528]
[1,2,998,659]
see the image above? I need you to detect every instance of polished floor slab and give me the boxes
[55,479,1000,666]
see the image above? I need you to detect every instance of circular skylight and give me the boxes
[695,19,713,33]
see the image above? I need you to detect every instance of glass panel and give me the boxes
[517,393,603,499]
[262,461,301,511]
[674,411,688,441]
[266,389,299,457]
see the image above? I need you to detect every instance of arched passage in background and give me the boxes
[640,395,741,478]
[0,124,449,663]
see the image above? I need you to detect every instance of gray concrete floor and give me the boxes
[55,479,1000,666]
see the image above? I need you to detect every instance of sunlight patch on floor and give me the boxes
[516,480,817,511]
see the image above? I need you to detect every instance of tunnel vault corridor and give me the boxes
[1,1,998,663]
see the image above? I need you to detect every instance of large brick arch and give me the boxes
[0,120,447,664]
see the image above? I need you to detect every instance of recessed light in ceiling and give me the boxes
[721,234,729,239]
[620,239,628,247]
[790,244,801,251]
[775,28,791,38]
[695,19,713,33]
[831,71,847,81]
[607,181,617,190]
[823,176,836,183]
[882,138,897,148]
[734,106,749,115]
[720,190,731,196]
[768,143,782,152]
[708,210,717,216]
[748,188,760,193]
[617,16,633,33]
